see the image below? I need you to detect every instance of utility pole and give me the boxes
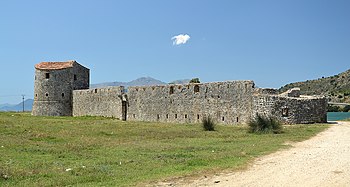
[22,94,25,112]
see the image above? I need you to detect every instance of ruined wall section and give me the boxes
[73,86,124,119]
[127,81,255,124]
[253,94,327,124]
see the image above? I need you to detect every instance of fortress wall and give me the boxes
[127,81,255,124]
[72,86,124,119]
[253,94,327,124]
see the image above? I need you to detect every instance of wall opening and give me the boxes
[166,114,169,119]
[175,114,177,119]
[197,114,200,120]
[236,117,239,123]
[282,107,289,117]
[157,114,160,120]
[133,114,136,118]
[45,93,49,97]
[185,114,187,119]
[35,94,37,98]
[170,86,174,94]
[122,101,127,121]
[74,74,77,81]
[45,73,50,79]
[194,85,199,93]
[61,93,64,98]
[94,89,97,93]
[222,116,225,121]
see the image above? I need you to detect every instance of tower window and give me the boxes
[185,114,187,119]
[62,93,64,97]
[45,93,49,97]
[197,114,200,120]
[95,89,98,93]
[222,116,225,121]
[175,114,177,119]
[74,74,77,81]
[45,73,50,79]
[170,86,174,94]
[194,85,199,93]
[166,114,169,119]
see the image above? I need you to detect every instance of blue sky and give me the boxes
[1,0,349,104]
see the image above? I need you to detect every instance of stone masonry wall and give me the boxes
[127,81,255,124]
[253,94,327,124]
[32,62,89,116]
[32,68,74,116]
[72,86,124,119]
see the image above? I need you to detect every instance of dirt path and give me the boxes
[158,122,350,187]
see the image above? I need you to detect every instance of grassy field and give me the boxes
[0,112,328,186]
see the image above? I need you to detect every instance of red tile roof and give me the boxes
[35,61,76,70]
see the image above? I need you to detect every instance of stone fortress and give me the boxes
[32,61,328,124]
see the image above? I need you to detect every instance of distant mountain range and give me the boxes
[280,69,350,103]
[91,77,190,88]
[0,99,33,112]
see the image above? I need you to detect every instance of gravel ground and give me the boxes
[157,121,350,187]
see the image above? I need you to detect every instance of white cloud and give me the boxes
[171,34,190,45]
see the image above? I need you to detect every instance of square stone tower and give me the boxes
[32,60,89,116]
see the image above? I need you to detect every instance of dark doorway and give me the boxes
[122,101,127,121]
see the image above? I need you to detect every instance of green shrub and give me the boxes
[343,105,350,112]
[202,116,215,131]
[189,78,200,83]
[248,114,283,134]
[328,105,341,112]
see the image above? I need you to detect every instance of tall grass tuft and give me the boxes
[248,114,283,134]
[202,116,215,131]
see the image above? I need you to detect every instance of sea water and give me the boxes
[327,112,350,121]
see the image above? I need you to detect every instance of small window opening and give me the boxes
[282,108,289,117]
[175,114,177,119]
[94,89,97,93]
[166,114,169,119]
[74,74,77,81]
[136,88,139,91]
[143,88,146,91]
[185,114,187,119]
[35,94,38,97]
[197,114,200,120]
[61,93,64,97]
[218,95,220,98]
[236,117,239,123]
[45,73,50,79]
[152,87,155,90]
[194,85,200,93]
[170,86,174,94]
[157,114,160,120]
[133,114,136,118]
[45,93,49,97]
[222,116,225,121]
